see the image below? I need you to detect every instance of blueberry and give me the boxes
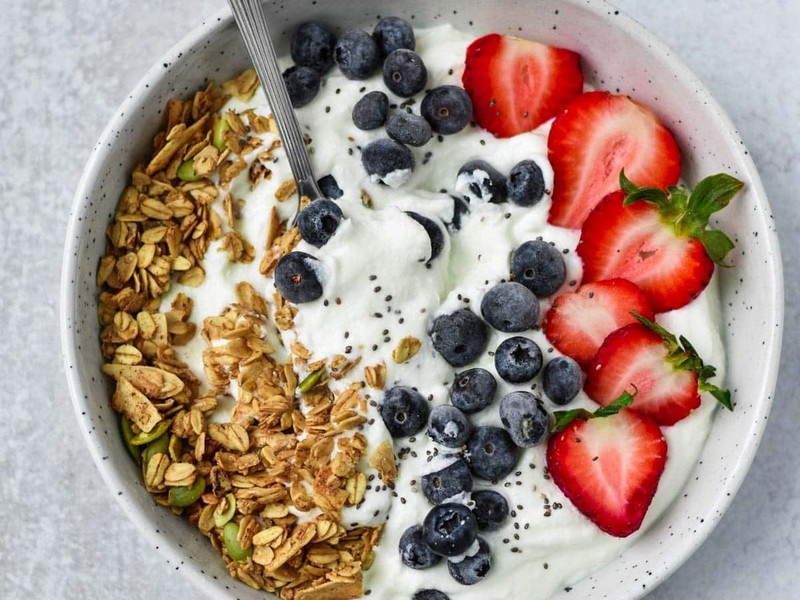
[543,356,583,405]
[499,391,550,448]
[470,490,509,531]
[383,49,428,97]
[421,85,473,134]
[334,30,381,79]
[422,459,473,504]
[447,195,470,232]
[380,386,430,438]
[449,368,496,414]
[361,138,415,187]
[507,160,546,206]
[511,240,566,298]
[352,91,389,130]
[317,174,343,199]
[405,211,445,262]
[412,591,449,600]
[466,426,518,481]
[423,503,478,557]
[430,309,488,367]
[427,406,471,448]
[274,252,323,303]
[282,66,321,108]
[494,336,543,383]
[455,160,507,204]
[447,537,491,585]
[480,282,539,332]
[297,199,343,247]
[387,112,432,147]
[291,21,336,74]
[399,524,442,569]
[373,16,415,55]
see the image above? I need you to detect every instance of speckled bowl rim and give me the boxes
[61,1,783,599]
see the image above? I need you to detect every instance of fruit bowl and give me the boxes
[60,0,783,599]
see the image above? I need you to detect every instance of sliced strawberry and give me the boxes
[578,191,711,312]
[585,315,732,425]
[585,324,699,425]
[543,279,654,367]
[462,33,583,138]
[578,171,743,312]
[546,407,667,537]
[547,91,681,229]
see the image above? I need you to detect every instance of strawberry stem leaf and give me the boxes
[632,312,733,411]
[699,229,736,266]
[705,386,733,411]
[551,389,636,433]
[687,173,744,224]
[620,169,669,209]
[619,170,742,265]
[619,169,637,195]
[551,409,595,433]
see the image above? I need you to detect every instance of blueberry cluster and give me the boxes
[284,21,335,107]
[384,368,514,586]
[288,17,473,188]
[286,18,417,106]
[347,19,472,186]
[360,83,473,187]
[399,502,494,587]
[276,191,347,302]
[426,237,577,395]
[386,237,586,585]
[455,159,546,207]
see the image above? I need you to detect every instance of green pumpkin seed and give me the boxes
[213,493,237,528]
[223,522,252,561]
[212,117,231,152]
[141,432,170,466]
[130,420,171,446]
[120,416,142,464]
[169,476,206,507]
[299,368,325,394]
[177,159,202,182]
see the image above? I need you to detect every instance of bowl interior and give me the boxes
[61,1,782,599]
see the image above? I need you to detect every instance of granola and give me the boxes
[98,72,382,600]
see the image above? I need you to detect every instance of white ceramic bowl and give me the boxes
[61,1,783,598]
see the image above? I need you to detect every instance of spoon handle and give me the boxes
[227,0,324,205]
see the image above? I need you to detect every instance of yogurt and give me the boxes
[161,24,723,600]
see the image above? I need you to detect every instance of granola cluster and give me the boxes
[97,70,386,599]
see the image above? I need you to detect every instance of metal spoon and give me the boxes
[227,0,325,218]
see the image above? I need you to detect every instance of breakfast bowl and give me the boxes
[60,0,783,599]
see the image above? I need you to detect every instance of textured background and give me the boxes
[1,0,797,598]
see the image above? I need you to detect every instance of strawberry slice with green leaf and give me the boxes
[462,33,583,138]
[543,279,654,367]
[578,171,743,312]
[546,390,668,538]
[547,91,681,229]
[584,313,731,425]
